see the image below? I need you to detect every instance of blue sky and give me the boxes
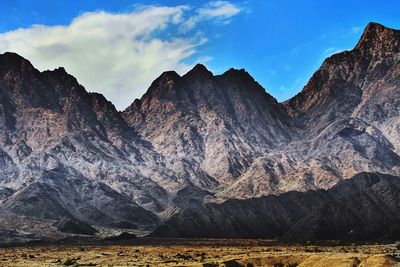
[0,0,399,109]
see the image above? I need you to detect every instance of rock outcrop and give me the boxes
[53,217,98,235]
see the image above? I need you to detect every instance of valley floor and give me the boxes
[0,239,399,266]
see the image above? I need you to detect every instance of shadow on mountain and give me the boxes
[153,172,400,241]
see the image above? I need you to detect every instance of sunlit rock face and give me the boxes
[124,22,400,200]
[0,22,399,241]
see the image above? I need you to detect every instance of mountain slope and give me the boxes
[123,65,293,190]
[0,52,169,229]
[121,23,400,200]
[219,22,400,198]
[153,172,400,241]
[285,22,400,140]
[0,22,399,242]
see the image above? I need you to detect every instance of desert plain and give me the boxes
[0,239,399,266]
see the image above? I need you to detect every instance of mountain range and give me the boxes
[0,22,399,244]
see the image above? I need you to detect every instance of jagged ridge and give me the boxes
[0,22,399,242]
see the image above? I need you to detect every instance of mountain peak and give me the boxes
[221,67,253,80]
[218,67,265,92]
[0,52,35,72]
[158,70,181,81]
[0,51,27,62]
[53,66,67,73]
[138,70,182,102]
[184,63,213,79]
[364,22,386,32]
[224,67,247,74]
[192,63,210,72]
[355,22,399,50]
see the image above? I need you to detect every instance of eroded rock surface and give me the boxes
[0,22,399,241]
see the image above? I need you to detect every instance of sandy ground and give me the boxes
[0,239,399,266]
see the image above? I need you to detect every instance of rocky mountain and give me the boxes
[0,52,168,232]
[217,22,400,198]
[122,22,400,201]
[153,172,400,241]
[0,22,399,243]
[123,64,293,191]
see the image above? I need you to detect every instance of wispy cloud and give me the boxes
[279,78,301,91]
[351,26,362,34]
[278,78,305,100]
[0,2,242,110]
[198,1,241,18]
[196,55,214,64]
[182,1,242,30]
[322,47,344,58]
[283,65,292,72]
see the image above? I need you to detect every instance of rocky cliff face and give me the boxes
[286,22,400,139]
[123,64,293,190]
[0,52,169,231]
[123,22,400,200]
[220,22,400,198]
[0,22,399,242]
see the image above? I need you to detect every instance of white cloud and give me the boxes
[198,1,241,18]
[182,1,241,30]
[0,2,241,110]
